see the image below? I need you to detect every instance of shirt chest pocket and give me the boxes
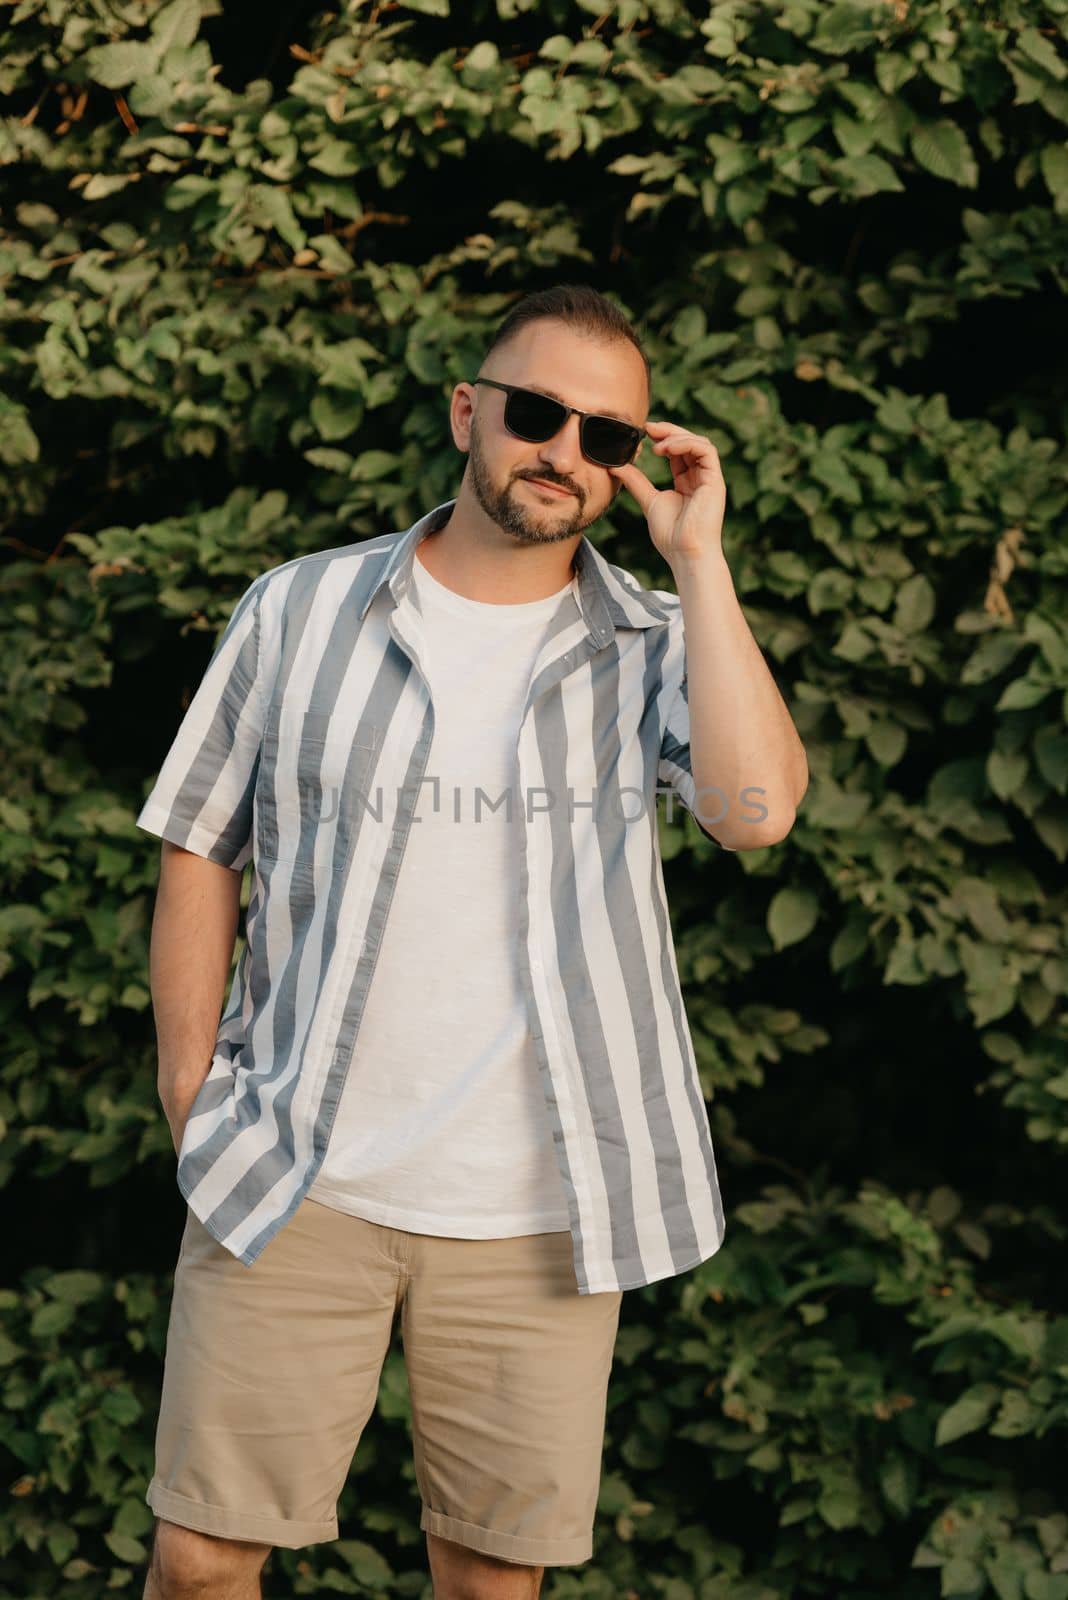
[255,706,380,864]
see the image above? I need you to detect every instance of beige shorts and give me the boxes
[146,1194,623,1566]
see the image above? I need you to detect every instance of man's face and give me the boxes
[456,319,649,547]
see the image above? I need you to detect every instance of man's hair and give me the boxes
[479,283,652,404]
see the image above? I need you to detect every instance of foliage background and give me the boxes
[2,0,1067,1595]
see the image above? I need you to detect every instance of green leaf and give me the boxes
[878,1452,914,1516]
[803,779,871,829]
[150,0,201,53]
[304,448,354,474]
[867,722,907,767]
[103,1530,147,1565]
[1017,28,1067,81]
[47,1526,79,1567]
[82,174,140,201]
[1040,144,1068,212]
[164,175,216,210]
[672,305,707,346]
[811,452,862,505]
[812,4,882,53]
[837,153,904,195]
[246,185,306,251]
[351,451,401,481]
[309,141,363,178]
[942,1558,985,1596]
[334,1539,394,1586]
[100,1390,143,1425]
[42,1270,105,1305]
[310,390,365,442]
[885,935,926,986]
[996,679,1052,711]
[114,1497,154,1538]
[894,575,936,634]
[987,751,1028,799]
[539,35,573,62]
[818,1480,863,1529]
[86,42,160,87]
[1034,807,1068,862]
[31,1300,75,1338]
[318,339,374,392]
[0,399,39,465]
[767,888,819,950]
[807,570,855,613]
[934,1383,1000,1446]
[1034,728,1068,793]
[464,41,500,72]
[909,121,978,187]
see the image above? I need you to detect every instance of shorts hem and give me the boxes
[420,1505,591,1567]
[147,1479,338,1549]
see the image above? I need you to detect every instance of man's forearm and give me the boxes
[149,841,241,1151]
[671,551,808,848]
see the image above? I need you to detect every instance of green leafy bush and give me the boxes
[1,0,1066,1594]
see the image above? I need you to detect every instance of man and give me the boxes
[137,283,808,1600]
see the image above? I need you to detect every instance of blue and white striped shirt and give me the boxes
[137,498,728,1293]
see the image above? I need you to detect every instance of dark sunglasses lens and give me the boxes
[505,389,566,440]
[582,416,638,467]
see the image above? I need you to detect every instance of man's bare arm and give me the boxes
[148,840,242,1155]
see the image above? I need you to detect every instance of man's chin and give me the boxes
[472,478,587,542]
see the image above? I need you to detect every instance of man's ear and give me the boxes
[450,383,475,453]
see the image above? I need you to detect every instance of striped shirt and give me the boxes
[137,497,728,1294]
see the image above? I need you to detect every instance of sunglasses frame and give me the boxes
[469,377,644,469]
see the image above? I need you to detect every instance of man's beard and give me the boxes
[466,416,621,546]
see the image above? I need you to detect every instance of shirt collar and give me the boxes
[358,498,671,647]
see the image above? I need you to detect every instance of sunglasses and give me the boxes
[470,377,644,469]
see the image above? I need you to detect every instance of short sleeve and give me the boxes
[656,596,737,851]
[136,576,268,871]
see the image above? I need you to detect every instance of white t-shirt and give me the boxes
[306,543,576,1235]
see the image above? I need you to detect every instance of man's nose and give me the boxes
[535,413,584,475]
